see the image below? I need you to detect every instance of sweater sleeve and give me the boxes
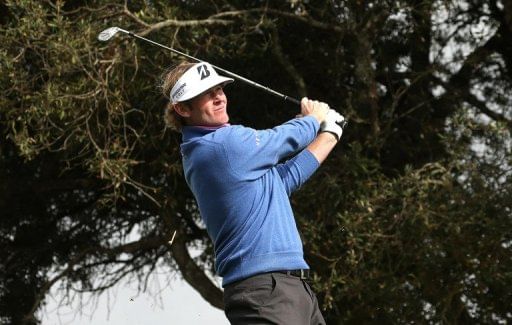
[223,116,319,180]
[275,149,320,196]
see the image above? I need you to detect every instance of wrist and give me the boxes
[319,109,344,141]
[307,132,338,164]
[319,130,340,142]
[310,112,325,124]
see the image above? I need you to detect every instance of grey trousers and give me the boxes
[223,272,326,325]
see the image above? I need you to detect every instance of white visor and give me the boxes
[170,62,234,104]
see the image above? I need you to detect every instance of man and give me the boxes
[161,61,344,324]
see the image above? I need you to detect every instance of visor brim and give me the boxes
[173,76,234,104]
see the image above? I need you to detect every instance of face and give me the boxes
[176,85,229,127]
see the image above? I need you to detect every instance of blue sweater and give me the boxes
[180,116,321,286]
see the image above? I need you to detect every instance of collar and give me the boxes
[182,124,230,142]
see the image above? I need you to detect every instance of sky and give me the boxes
[41,276,229,325]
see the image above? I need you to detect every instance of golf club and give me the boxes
[98,26,347,128]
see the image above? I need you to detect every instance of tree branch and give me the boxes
[121,5,234,36]
[139,18,234,37]
[20,233,171,324]
[464,92,512,129]
[269,26,307,97]
[353,30,381,141]
[22,248,95,324]
[161,208,224,310]
[210,8,346,34]
[98,236,168,256]
[435,29,500,117]
[503,1,512,34]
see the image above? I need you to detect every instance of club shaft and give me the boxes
[123,30,300,105]
[112,28,347,127]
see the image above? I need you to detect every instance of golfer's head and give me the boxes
[162,62,233,131]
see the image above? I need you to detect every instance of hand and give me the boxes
[320,109,345,140]
[300,97,329,124]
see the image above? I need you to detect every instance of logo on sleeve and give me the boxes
[255,131,261,146]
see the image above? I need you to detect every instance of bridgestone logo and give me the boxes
[197,64,211,80]
[172,83,187,100]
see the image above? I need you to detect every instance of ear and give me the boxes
[173,103,192,118]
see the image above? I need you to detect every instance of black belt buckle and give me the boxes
[299,269,308,280]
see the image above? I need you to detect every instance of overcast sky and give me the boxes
[41,277,228,325]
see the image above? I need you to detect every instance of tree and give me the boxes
[1,0,511,323]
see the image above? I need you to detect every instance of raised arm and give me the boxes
[302,98,344,164]
[306,132,339,164]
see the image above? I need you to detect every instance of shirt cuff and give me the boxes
[302,115,321,133]
[295,149,321,180]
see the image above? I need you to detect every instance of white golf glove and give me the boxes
[320,109,345,140]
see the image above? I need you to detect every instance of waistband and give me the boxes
[276,269,310,280]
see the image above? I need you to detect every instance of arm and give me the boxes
[308,108,345,163]
[275,149,320,196]
[223,97,330,181]
[275,108,344,194]
[306,132,338,164]
[275,132,339,196]
[223,116,319,180]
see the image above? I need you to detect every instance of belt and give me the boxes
[277,269,310,280]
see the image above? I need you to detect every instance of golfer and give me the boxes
[161,61,344,324]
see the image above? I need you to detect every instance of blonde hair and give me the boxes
[160,61,196,132]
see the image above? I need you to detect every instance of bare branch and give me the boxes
[435,29,500,115]
[22,248,95,324]
[121,5,234,36]
[465,92,512,129]
[269,26,307,97]
[210,8,346,34]
[161,208,224,310]
[139,18,234,37]
[503,1,512,33]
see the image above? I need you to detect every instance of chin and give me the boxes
[217,114,229,125]
[209,119,228,127]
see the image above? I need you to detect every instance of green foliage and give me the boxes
[1,0,511,324]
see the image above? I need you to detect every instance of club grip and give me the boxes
[290,97,348,128]
[285,97,301,105]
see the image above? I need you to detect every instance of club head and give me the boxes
[98,27,122,41]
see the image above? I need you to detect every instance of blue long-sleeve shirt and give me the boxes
[180,116,321,286]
